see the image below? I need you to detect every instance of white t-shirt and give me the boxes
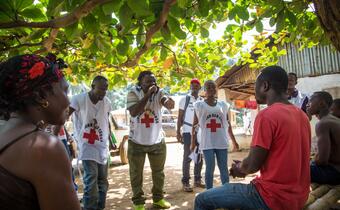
[127,86,165,145]
[179,94,203,134]
[70,93,112,164]
[194,100,229,150]
[289,90,308,109]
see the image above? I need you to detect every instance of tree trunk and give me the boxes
[313,0,340,51]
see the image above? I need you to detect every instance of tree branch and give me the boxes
[34,28,60,54]
[121,0,177,68]
[0,0,111,29]
[158,43,179,68]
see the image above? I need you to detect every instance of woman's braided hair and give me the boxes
[0,54,65,120]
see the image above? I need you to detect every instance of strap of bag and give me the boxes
[182,95,191,125]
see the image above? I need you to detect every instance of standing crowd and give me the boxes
[0,54,339,210]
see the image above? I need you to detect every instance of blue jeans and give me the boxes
[311,161,340,185]
[182,133,203,184]
[82,160,109,210]
[203,149,228,189]
[194,183,270,210]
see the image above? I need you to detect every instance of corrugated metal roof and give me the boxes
[217,43,340,100]
[277,43,340,77]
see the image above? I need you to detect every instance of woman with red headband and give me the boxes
[0,54,80,210]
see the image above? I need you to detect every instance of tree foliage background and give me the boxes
[0,0,339,92]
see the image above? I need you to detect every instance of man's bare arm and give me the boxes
[227,113,239,151]
[190,113,199,151]
[240,146,268,174]
[128,95,150,117]
[128,86,156,117]
[177,109,184,143]
[161,96,175,110]
[315,121,331,165]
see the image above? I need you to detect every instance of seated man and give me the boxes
[330,98,340,118]
[307,92,340,185]
[194,66,311,210]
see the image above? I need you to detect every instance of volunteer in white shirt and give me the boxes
[127,71,174,210]
[177,78,205,192]
[192,80,238,189]
[69,76,112,210]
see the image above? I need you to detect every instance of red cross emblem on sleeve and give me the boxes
[141,113,154,128]
[83,128,99,144]
[206,119,221,132]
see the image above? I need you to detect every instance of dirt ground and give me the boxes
[75,135,253,210]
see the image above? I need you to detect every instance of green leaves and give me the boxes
[127,0,152,17]
[167,15,186,39]
[95,35,111,53]
[161,24,172,41]
[102,0,122,15]
[136,24,145,47]
[160,46,168,60]
[14,0,34,11]
[82,14,99,34]
[255,21,263,33]
[198,0,209,17]
[200,26,209,38]
[177,0,188,9]
[117,37,129,55]
[46,0,64,16]
[21,7,45,19]
[0,0,327,91]
[65,22,79,38]
[285,10,297,26]
[276,10,285,32]
[118,2,133,33]
[234,5,249,20]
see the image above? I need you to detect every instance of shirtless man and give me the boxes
[307,91,340,185]
[330,98,340,118]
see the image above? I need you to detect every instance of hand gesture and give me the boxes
[177,132,183,144]
[232,142,240,152]
[164,97,175,109]
[147,85,158,97]
[190,143,196,152]
[229,160,246,178]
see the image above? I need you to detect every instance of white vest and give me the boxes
[71,93,111,164]
[179,94,203,134]
[128,87,164,145]
[194,101,229,150]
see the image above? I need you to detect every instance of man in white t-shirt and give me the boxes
[127,71,174,210]
[177,78,205,192]
[287,73,311,120]
[69,76,112,210]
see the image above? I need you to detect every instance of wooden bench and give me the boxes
[304,183,340,210]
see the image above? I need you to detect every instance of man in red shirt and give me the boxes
[194,66,311,210]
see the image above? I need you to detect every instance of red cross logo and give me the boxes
[141,113,154,128]
[83,128,99,144]
[206,119,221,132]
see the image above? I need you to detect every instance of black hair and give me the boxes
[92,75,108,85]
[203,80,216,90]
[288,72,297,80]
[137,70,154,86]
[333,98,340,108]
[0,54,63,120]
[314,91,333,108]
[258,65,288,94]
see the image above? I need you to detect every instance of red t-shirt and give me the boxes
[251,103,311,210]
